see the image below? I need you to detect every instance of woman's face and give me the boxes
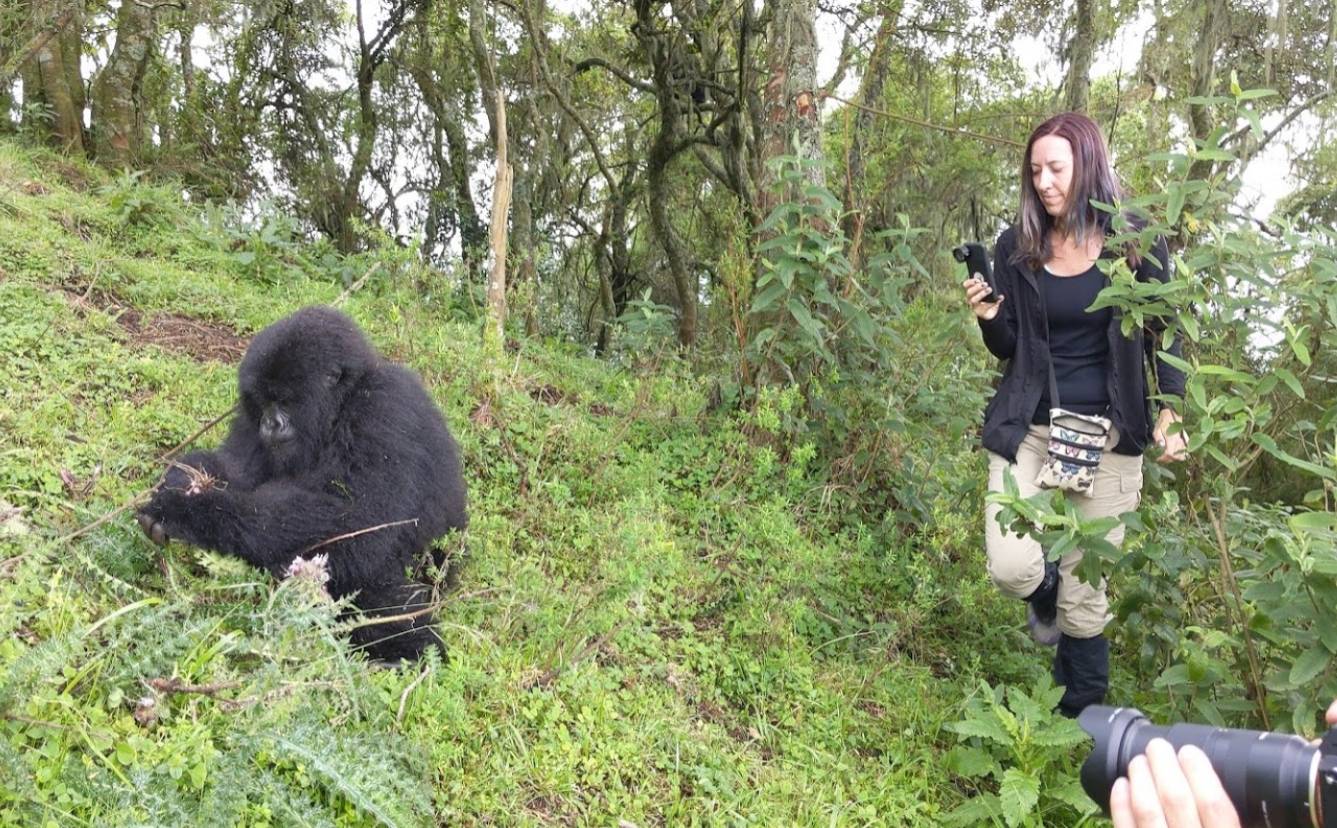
[1030,134,1074,218]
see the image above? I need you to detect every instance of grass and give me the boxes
[0,140,1088,826]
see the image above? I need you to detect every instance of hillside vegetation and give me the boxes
[0,141,1068,825]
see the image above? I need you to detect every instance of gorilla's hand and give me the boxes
[138,478,227,549]
[138,455,224,546]
[136,511,170,546]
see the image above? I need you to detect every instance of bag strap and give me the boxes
[1036,267,1063,412]
[1038,262,1114,422]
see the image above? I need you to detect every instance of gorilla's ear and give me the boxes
[326,366,345,388]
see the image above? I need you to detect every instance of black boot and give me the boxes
[1024,561,1060,646]
[1054,633,1109,717]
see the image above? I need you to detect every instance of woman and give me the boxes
[962,112,1187,717]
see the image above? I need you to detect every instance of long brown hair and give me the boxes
[1014,112,1133,270]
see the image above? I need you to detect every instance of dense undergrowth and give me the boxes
[0,141,1093,825]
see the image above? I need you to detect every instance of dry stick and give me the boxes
[158,405,237,464]
[146,677,339,713]
[333,261,383,307]
[146,677,241,696]
[342,600,443,630]
[56,410,232,546]
[532,623,625,689]
[57,492,151,544]
[299,518,420,556]
[396,664,432,725]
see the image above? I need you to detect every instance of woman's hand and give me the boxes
[962,276,1003,321]
[1153,408,1187,463]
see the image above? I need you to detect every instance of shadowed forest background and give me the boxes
[1,0,1336,824]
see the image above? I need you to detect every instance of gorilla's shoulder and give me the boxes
[994,225,1019,254]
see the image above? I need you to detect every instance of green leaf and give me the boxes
[1275,367,1306,399]
[1253,434,1336,481]
[1241,107,1264,138]
[1032,719,1090,748]
[943,794,1003,826]
[1154,663,1192,689]
[1290,646,1330,685]
[1290,511,1337,534]
[999,768,1040,827]
[1188,378,1208,412]
[1157,350,1193,374]
[1291,337,1312,367]
[946,746,999,778]
[1050,778,1099,814]
[786,297,823,343]
[949,715,1011,745]
[1166,184,1185,225]
[750,280,787,314]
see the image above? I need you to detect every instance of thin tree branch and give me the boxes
[823,93,1025,148]
[571,56,656,94]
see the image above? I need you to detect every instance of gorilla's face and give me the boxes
[237,307,375,475]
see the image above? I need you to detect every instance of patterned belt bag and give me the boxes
[1034,409,1111,496]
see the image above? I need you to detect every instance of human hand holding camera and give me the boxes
[962,276,1004,321]
[1108,700,1337,827]
[954,242,1003,321]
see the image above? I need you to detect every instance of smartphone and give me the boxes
[952,242,998,303]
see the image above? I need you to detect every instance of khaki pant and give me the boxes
[985,424,1144,638]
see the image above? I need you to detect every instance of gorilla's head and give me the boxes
[238,307,378,473]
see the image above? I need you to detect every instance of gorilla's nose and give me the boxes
[260,407,293,443]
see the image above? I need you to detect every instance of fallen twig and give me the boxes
[300,518,420,555]
[396,664,432,725]
[146,677,241,697]
[57,492,152,544]
[158,405,237,463]
[341,600,443,630]
[334,262,383,307]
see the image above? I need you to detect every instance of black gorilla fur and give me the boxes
[138,307,467,661]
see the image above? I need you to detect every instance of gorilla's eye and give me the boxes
[326,367,344,388]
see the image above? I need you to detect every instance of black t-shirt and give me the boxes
[1032,264,1111,423]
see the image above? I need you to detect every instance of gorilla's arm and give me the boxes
[140,474,418,581]
[158,415,271,492]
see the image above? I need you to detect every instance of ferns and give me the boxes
[0,537,439,826]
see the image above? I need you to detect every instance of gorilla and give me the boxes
[137,306,467,662]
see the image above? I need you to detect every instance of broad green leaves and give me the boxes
[944,681,1096,826]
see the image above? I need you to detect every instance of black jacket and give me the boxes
[977,226,1186,462]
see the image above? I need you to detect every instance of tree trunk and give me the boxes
[843,9,897,265]
[757,0,823,215]
[20,0,85,153]
[1328,0,1336,89]
[635,0,696,348]
[1265,0,1288,86]
[441,101,486,278]
[93,0,157,166]
[1187,0,1228,180]
[1064,0,1096,112]
[488,90,513,347]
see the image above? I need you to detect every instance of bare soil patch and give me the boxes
[62,289,248,363]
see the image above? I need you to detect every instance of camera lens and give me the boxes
[951,245,968,263]
[1079,706,1320,827]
